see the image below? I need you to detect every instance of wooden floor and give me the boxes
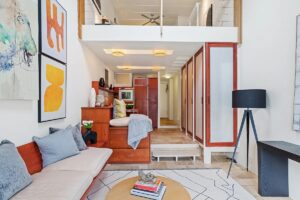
[160,118,178,126]
[151,128,196,144]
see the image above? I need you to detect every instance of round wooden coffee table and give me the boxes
[106,176,191,200]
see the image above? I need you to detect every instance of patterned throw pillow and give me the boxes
[113,99,127,118]
[0,140,32,200]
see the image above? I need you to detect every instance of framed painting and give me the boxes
[39,55,66,122]
[293,15,300,131]
[39,0,67,64]
[0,0,39,100]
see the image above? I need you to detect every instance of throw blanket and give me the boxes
[128,114,153,149]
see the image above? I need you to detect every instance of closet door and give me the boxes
[194,48,204,143]
[148,78,158,128]
[134,78,148,115]
[181,66,187,131]
[206,43,237,147]
[187,58,194,136]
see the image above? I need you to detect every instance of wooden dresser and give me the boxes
[81,107,112,147]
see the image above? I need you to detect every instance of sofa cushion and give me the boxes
[0,140,32,200]
[33,129,80,167]
[110,117,130,127]
[49,124,87,151]
[113,99,126,118]
[11,170,93,200]
[43,147,112,177]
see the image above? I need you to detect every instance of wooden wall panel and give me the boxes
[187,58,194,136]
[181,66,187,131]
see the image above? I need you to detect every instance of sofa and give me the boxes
[13,142,112,200]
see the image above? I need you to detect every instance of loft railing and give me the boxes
[78,0,242,42]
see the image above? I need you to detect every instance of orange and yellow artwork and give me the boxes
[46,0,64,53]
[41,0,67,64]
[39,55,66,122]
[44,64,64,112]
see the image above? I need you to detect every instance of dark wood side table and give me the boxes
[126,108,139,116]
[257,141,300,197]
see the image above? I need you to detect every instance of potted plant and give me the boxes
[82,120,93,131]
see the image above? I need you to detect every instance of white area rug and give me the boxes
[87,169,255,200]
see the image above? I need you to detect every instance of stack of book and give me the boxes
[130,178,166,200]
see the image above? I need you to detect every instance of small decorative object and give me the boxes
[82,120,93,131]
[96,94,105,107]
[38,55,66,122]
[126,104,134,109]
[138,170,157,184]
[89,88,96,107]
[99,78,105,87]
[83,130,97,144]
[109,84,113,90]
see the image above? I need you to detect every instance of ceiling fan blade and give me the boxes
[143,21,151,26]
[154,21,160,25]
[153,16,160,20]
[141,14,151,19]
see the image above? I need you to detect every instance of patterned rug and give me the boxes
[87,169,255,200]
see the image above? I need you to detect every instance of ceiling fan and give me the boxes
[141,14,160,26]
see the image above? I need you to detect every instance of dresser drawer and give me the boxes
[81,108,112,123]
[108,149,150,164]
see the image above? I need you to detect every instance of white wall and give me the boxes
[237,0,300,199]
[0,0,108,146]
[85,0,117,25]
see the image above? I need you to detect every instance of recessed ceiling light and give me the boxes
[111,50,125,57]
[153,50,168,57]
[117,66,165,71]
[104,49,173,56]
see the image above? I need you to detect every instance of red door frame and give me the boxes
[205,42,238,147]
[181,65,187,131]
[194,47,204,144]
[186,57,194,137]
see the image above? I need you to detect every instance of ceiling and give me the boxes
[84,41,203,74]
[111,0,200,26]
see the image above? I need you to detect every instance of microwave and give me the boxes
[119,89,134,102]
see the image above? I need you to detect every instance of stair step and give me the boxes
[152,147,201,162]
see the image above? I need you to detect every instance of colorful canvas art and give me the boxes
[294,15,300,131]
[40,0,67,63]
[0,0,38,99]
[39,55,66,122]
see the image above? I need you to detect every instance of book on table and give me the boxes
[131,185,166,200]
[134,179,162,193]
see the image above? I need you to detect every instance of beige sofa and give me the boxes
[14,147,112,200]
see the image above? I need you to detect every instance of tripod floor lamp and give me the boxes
[227,89,266,178]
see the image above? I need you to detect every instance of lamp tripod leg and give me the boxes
[227,110,247,178]
[249,110,259,142]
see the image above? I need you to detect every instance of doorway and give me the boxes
[159,72,180,127]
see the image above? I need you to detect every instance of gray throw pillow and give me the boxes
[0,140,32,200]
[33,129,80,168]
[49,123,87,151]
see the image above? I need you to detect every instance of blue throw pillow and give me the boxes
[49,123,87,151]
[0,140,32,200]
[33,129,80,168]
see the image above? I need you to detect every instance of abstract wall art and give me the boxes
[0,0,39,100]
[39,55,66,122]
[293,15,300,131]
[40,0,67,64]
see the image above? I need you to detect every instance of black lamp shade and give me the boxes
[232,89,266,108]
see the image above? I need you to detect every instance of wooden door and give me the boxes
[181,66,187,131]
[194,48,204,144]
[187,58,194,136]
[148,78,158,128]
[134,78,148,115]
[205,43,238,147]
